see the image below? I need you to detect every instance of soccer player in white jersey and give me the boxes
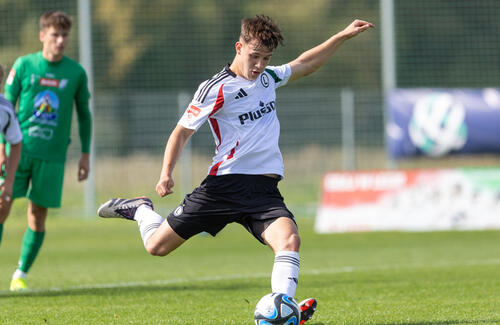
[0,64,23,248]
[99,15,373,323]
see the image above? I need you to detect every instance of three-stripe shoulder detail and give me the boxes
[196,71,232,103]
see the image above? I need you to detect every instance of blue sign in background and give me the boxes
[386,88,500,158]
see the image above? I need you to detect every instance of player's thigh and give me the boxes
[11,155,33,199]
[29,159,65,208]
[261,216,300,253]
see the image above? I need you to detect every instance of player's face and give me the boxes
[236,39,274,80]
[40,26,70,61]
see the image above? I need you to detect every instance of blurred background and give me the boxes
[1,0,500,218]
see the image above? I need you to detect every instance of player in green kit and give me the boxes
[1,11,92,291]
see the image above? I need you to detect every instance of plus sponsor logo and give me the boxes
[238,100,275,125]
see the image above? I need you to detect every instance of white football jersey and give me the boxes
[179,64,292,177]
[0,94,22,145]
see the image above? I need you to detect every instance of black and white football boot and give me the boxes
[97,197,154,221]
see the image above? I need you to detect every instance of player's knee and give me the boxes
[280,233,301,252]
[290,233,301,251]
[146,244,167,257]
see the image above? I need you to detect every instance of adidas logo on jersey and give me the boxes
[234,88,248,99]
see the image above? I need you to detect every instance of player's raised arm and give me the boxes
[156,124,195,197]
[288,19,373,83]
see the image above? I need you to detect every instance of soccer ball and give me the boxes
[254,293,301,325]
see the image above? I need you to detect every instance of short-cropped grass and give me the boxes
[0,214,498,324]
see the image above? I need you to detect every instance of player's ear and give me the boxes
[39,29,45,42]
[235,41,243,55]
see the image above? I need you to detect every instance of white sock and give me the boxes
[134,205,164,247]
[12,269,27,280]
[271,251,300,297]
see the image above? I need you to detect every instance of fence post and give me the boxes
[381,0,398,169]
[78,0,96,216]
[177,92,192,197]
[341,88,356,170]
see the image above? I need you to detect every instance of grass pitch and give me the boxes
[0,213,499,324]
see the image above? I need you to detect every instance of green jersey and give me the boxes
[4,51,91,162]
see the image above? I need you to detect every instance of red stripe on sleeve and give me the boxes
[209,85,225,117]
[208,84,225,150]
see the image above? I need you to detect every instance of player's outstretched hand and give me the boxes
[156,176,174,197]
[341,19,374,39]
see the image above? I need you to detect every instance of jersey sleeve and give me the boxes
[3,57,24,106]
[74,68,92,153]
[265,64,292,89]
[75,67,91,104]
[0,105,22,145]
[178,81,224,131]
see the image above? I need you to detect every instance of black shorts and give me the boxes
[166,174,295,244]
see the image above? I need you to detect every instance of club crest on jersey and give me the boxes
[238,100,276,125]
[260,73,269,88]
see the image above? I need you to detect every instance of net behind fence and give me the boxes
[1,0,500,215]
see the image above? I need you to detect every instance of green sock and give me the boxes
[18,228,45,273]
[0,223,3,246]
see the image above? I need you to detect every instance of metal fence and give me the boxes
[2,0,500,215]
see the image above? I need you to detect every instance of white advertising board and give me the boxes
[315,168,500,233]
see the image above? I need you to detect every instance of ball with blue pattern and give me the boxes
[254,293,301,325]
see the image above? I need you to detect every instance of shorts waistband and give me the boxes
[205,174,280,184]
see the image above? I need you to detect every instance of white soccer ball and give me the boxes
[254,293,301,325]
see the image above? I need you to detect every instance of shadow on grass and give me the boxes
[0,280,268,298]
[377,320,500,325]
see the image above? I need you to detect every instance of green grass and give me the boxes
[0,215,499,324]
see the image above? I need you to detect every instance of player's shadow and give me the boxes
[0,281,264,298]
[377,320,499,325]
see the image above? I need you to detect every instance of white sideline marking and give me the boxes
[1,259,499,295]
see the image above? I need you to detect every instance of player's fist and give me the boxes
[78,153,90,181]
[156,176,174,197]
[342,19,374,39]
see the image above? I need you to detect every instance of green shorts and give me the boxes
[12,155,66,208]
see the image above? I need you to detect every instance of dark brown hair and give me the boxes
[240,15,283,51]
[40,11,72,30]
